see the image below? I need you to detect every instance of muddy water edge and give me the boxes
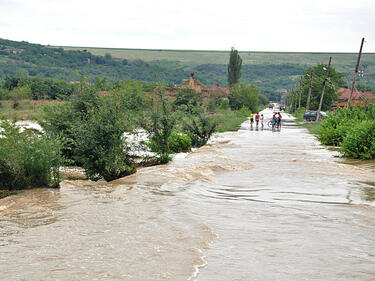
[1,109,375,280]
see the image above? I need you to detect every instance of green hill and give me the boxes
[1,38,375,101]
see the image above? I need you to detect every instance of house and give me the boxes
[176,73,209,94]
[332,87,375,108]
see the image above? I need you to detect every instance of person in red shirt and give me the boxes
[255,112,260,128]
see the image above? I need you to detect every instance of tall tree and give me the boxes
[227,47,242,87]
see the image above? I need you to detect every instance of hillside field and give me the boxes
[61,46,375,77]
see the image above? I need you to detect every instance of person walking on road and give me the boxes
[272,113,277,129]
[250,112,254,129]
[277,112,282,129]
[260,114,264,128]
[255,112,260,128]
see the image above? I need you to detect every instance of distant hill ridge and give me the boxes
[1,38,374,100]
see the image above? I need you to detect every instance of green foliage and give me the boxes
[73,98,136,181]
[316,104,375,159]
[292,64,346,111]
[142,88,176,163]
[174,88,203,114]
[10,85,32,100]
[3,76,75,100]
[184,113,216,147]
[0,120,64,191]
[0,87,10,100]
[149,131,191,153]
[219,99,230,110]
[228,83,259,111]
[39,101,79,162]
[228,47,242,87]
[168,132,192,152]
[342,120,375,159]
[258,93,269,106]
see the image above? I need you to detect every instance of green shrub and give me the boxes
[142,88,176,164]
[0,120,64,191]
[219,99,230,110]
[317,104,375,147]
[169,132,191,152]
[73,99,136,181]
[184,113,216,147]
[149,131,191,153]
[342,120,375,159]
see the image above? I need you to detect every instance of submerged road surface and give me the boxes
[1,109,375,280]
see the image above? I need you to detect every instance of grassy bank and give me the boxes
[212,109,249,132]
[0,100,64,120]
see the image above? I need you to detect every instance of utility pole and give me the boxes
[306,70,314,112]
[348,37,365,106]
[293,88,297,112]
[298,76,303,108]
[316,56,332,122]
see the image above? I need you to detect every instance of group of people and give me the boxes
[249,112,282,129]
[249,112,264,128]
[272,112,282,129]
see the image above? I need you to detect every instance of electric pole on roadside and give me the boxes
[293,87,297,112]
[306,70,314,112]
[298,77,303,108]
[348,37,365,106]
[316,56,332,122]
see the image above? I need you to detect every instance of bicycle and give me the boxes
[267,119,282,129]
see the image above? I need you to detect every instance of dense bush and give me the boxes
[143,89,176,164]
[0,120,64,191]
[342,120,375,159]
[317,103,375,159]
[184,113,216,147]
[73,98,136,181]
[174,88,204,114]
[148,131,191,153]
[317,104,375,147]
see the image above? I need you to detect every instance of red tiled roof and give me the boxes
[337,87,375,100]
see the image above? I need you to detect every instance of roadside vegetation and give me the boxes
[0,67,268,196]
[0,120,65,198]
[287,63,375,160]
[317,104,375,159]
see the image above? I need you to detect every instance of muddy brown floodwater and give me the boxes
[1,109,375,280]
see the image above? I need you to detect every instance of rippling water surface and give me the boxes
[1,109,375,280]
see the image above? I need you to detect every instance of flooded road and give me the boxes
[1,109,375,280]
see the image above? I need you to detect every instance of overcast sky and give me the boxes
[0,0,374,52]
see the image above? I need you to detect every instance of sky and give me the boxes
[0,0,374,52]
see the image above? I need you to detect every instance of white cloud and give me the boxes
[0,0,374,52]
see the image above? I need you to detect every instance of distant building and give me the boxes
[176,73,210,94]
[332,87,375,108]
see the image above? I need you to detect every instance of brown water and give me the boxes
[1,109,375,280]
